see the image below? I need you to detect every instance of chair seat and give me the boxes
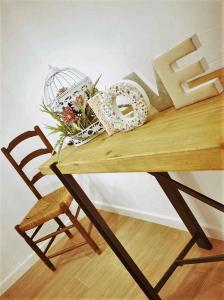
[19,187,73,231]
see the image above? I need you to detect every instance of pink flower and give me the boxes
[61,106,77,125]
[57,86,68,97]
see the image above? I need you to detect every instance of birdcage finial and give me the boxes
[48,65,60,76]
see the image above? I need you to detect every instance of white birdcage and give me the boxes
[43,65,104,146]
[43,65,93,110]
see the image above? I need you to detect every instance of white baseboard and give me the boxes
[0,251,40,295]
[94,201,224,241]
[0,211,85,295]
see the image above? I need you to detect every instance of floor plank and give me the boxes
[1,211,224,299]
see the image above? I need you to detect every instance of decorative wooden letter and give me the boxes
[152,34,223,108]
[88,80,150,136]
[124,71,173,111]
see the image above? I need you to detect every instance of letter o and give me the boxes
[90,80,150,135]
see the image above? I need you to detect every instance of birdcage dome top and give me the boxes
[43,65,92,109]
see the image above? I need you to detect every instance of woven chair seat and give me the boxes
[1,126,100,271]
[19,187,73,231]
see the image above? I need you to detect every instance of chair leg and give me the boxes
[88,222,93,235]
[54,217,73,239]
[15,225,56,271]
[60,203,101,254]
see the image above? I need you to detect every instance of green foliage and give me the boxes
[85,74,102,99]
[41,75,102,160]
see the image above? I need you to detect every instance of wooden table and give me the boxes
[40,69,224,300]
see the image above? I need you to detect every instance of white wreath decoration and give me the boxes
[100,80,150,133]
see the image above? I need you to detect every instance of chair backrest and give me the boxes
[1,126,54,200]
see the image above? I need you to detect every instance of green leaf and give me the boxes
[85,74,102,99]
[52,134,66,162]
[93,74,102,91]
[57,136,66,162]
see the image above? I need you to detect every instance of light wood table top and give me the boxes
[40,68,224,175]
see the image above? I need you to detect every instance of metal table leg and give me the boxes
[150,172,212,250]
[50,162,161,300]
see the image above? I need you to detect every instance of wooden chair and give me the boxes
[1,125,101,271]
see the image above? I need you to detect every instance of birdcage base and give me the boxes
[69,121,105,146]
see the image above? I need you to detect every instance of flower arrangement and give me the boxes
[41,75,102,158]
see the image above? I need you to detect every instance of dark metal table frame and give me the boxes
[50,163,224,300]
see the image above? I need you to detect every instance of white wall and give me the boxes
[1,0,223,294]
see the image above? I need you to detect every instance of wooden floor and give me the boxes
[2,211,224,300]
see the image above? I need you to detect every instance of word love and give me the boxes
[89,34,223,135]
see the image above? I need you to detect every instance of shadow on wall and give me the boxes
[172,172,223,237]
[85,171,223,240]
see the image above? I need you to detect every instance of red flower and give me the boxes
[61,106,76,125]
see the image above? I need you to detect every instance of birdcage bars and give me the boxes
[43,65,104,147]
[44,66,92,110]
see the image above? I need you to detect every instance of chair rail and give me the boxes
[7,130,37,152]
